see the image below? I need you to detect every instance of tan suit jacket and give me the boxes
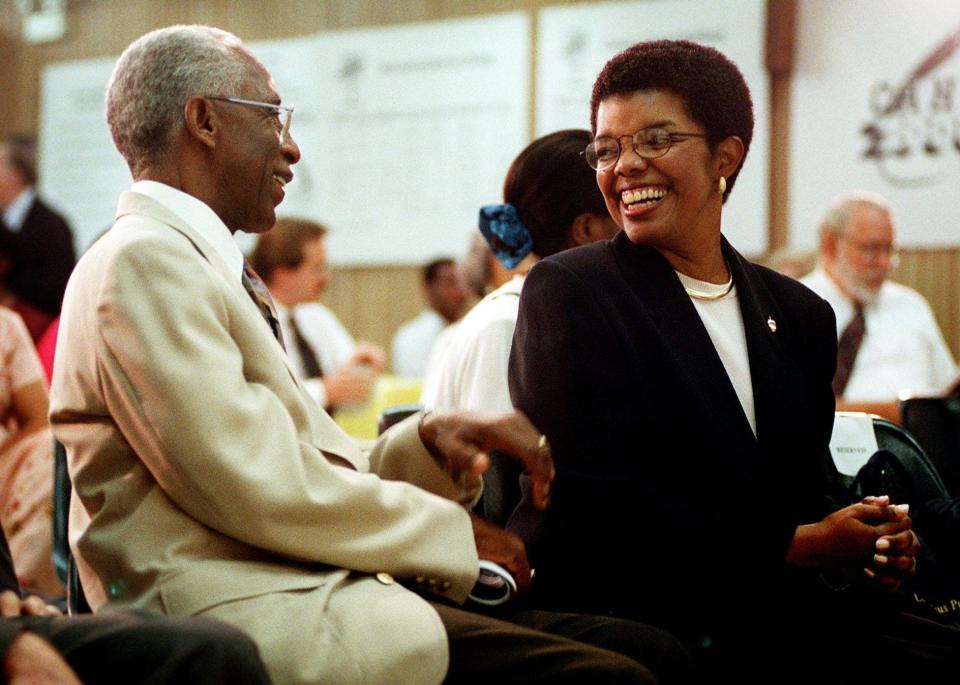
[50,191,479,684]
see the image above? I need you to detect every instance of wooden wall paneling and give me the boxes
[326,0,432,29]
[322,265,424,360]
[894,247,960,361]
[0,32,19,136]
[765,0,796,252]
[0,0,17,33]
[766,74,790,254]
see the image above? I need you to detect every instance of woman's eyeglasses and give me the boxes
[583,127,707,170]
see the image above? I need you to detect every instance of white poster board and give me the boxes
[37,58,129,251]
[38,13,531,264]
[298,13,530,265]
[537,0,769,254]
[790,0,960,248]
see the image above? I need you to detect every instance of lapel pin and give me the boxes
[767,316,777,333]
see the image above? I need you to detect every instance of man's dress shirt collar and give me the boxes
[130,180,245,283]
[2,187,36,233]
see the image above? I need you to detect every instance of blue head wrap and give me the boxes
[478,203,534,269]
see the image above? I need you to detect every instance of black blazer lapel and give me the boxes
[722,238,805,455]
[610,232,758,453]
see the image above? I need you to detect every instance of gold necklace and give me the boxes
[683,272,734,301]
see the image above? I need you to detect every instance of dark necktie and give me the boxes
[241,262,286,350]
[833,304,865,396]
[289,314,323,379]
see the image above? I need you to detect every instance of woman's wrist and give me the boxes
[786,523,822,569]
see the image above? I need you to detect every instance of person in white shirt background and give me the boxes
[420,130,619,525]
[250,217,386,410]
[391,257,468,379]
[801,191,957,422]
[421,129,619,415]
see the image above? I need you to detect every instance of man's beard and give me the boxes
[835,257,884,305]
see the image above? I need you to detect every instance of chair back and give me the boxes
[52,440,91,614]
[52,440,69,585]
[899,396,960,496]
[866,417,960,630]
[377,404,422,436]
[827,413,950,505]
[865,416,950,505]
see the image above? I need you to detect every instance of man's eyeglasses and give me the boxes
[207,96,294,140]
[841,236,900,263]
[583,127,707,171]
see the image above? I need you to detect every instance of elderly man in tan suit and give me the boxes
[48,25,681,685]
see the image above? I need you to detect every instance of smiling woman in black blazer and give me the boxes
[509,40,921,681]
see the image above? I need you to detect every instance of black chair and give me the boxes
[52,440,90,614]
[826,413,950,506]
[478,453,523,528]
[864,417,960,635]
[899,396,960,497]
[869,415,951,504]
[52,440,69,586]
[377,404,422,436]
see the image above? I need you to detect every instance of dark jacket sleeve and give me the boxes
[0,619,26,665]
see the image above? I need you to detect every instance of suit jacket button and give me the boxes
[440,580,452,591]
[427,578,438,588]
[376,572,394,585]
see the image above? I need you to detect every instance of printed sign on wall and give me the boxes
[790,0,960,247]
[39,14,531,265]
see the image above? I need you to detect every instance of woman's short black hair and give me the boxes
[504,129,608,259]
[589,40,753,201]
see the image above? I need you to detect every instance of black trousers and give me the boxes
[432,601,694,684]
[10,609,271,684]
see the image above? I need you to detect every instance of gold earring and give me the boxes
[717,176,727,195]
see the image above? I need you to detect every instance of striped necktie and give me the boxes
[241,261,286,350]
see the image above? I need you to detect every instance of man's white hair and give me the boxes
[106,25,254,176]
[819,190,894,239]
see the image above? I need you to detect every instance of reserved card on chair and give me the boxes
[829,412,880,476]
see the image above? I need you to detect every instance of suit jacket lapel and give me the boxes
[115,192,294,368]
[610,232,757,454]
[117,192,241,294]
[114,192,367,470]
[722,239,802,455]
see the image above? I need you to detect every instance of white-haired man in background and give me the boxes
[802,191,956,421]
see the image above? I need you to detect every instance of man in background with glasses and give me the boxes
[802,191,956,420]
[49,24,684,685]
